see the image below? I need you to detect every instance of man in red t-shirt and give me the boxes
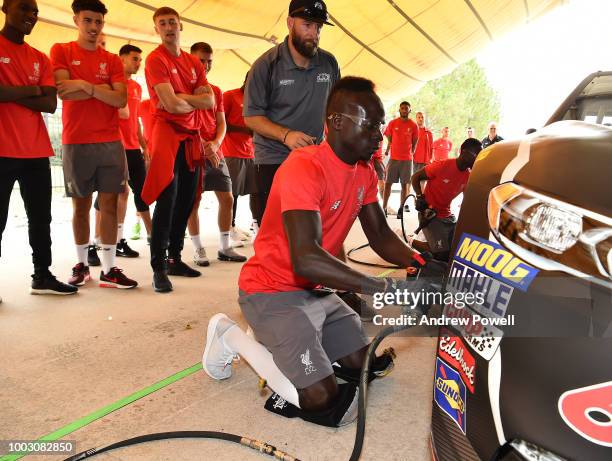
[221,74,256,240]
[50,0,137,289]
[187,42,246,267]
[409,138,482,260]
[382,101,418,216]
[143,7,214,293]
[413,111,433,172]
[203,77,436,427]
[93,44,150,258]
[432,126,453,161]
[0,0,77,298]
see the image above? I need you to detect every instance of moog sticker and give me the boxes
[454,233,539,291]
[558,381,612,447]
[434,357,467,434]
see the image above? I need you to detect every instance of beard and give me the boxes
[291,33,318,58]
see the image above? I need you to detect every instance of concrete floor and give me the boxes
[0,191,437,461]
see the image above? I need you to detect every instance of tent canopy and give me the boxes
[2,0,561,102]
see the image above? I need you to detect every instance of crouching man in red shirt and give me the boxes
[409,138,483,261]
[202,77,437,427]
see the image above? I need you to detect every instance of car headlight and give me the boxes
[488,183,611,288]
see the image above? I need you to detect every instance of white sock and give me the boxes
[191,234,203,250]
[224,325,300,408]
[100,244,116,274]
[92,237,100,246]
[220,231,230,250]
[76,244,89,265]
[117,223,124,242]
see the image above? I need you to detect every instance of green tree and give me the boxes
[388,59,500,156]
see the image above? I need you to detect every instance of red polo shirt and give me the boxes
[384,117,418,160]
[0,34,54,158]
[220,88,254,159]
[423,159,470,219]
[119,78,142,150]
[50,41,124,144]
[432,137,453,161]
[239,141,378,294]
[414,126,433,163]
[144,45,208,131]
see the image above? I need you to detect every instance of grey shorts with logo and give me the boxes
[420,213,457,254]
[62,141,127,198]
[238,289,369,389]
[386,159,413,184]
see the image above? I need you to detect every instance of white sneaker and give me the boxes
[237,227,252,238]
[193,247,210,267]
[229,229,245,248]
[203,313,239,380]
[231,227,249,241]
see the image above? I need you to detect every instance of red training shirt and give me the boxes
[119,78,142,150]
[423,159,470,219]
[239,142,378,294]
[383,117,418,161]
[432,137,453,161]
[138,99,153,142]
[220,88,253,159]
[0,34,54,158]
[199,83,224,142]
[50,41,124,144]
[371,140,383,162]
[414,126,433,163]
[144,45,207,131]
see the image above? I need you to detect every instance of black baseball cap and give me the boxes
[288,0,334,26]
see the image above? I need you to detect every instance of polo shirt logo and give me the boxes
[279,79,294,86]
[0,57,10,64]
[443,179,450,183]
[71,60,80,65]
[330,200,342,211]
[191,68,197,83]
[171,68,178,74]
[316,73,330,83]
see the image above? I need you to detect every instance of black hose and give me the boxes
[64,431,301,461]
[349,323,413,461]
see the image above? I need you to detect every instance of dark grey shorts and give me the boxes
[386,159,413,184]
[420,213,456,254]
[225,157,257,196]
[412,162,427,174]
[62,141,128,198]
[203,158,232,192]
[238,289,369,389]
[372,158,385,180]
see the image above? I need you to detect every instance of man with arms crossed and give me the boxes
[51,0,137,289]
[142,6,214,292]
[203,77,435,427]
[0,0,77,299]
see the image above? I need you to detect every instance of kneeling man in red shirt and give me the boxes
[202,77,436,427]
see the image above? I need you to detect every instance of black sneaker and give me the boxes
[88,245,101,266]
[217,248,247,262]
[116,239,139,258]
[31,272,78,296]
[99,267,138,289]
[153,270,173,293]
[167,258,201,277]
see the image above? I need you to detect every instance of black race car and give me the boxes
[430,72,612,461]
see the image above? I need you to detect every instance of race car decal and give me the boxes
[454,233,539,291]
[447,260,513,318]
[558,381,612,447]
[438,329,476,393]
[434,357,467,434]
[443,303,502,361]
